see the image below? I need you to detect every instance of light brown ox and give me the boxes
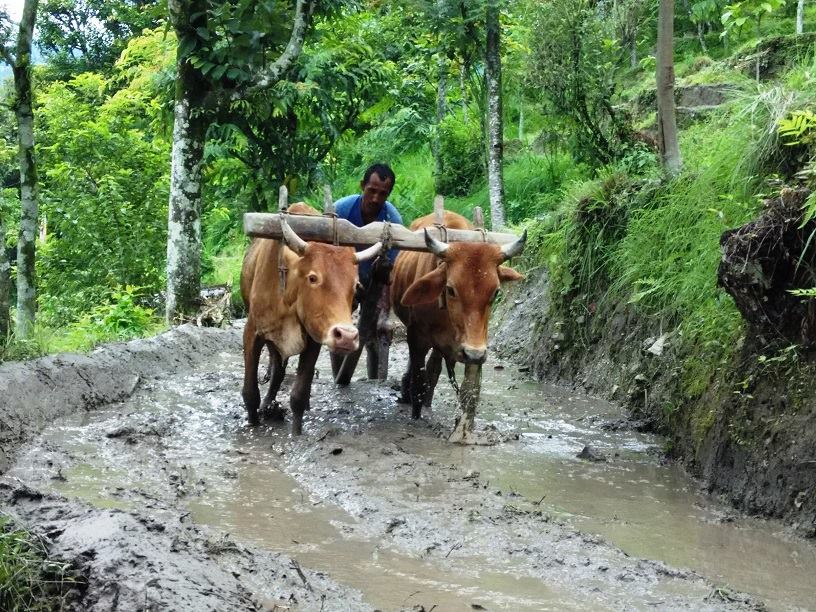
[391,211,526,443]
[241,203,381,435]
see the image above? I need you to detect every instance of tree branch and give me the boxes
[241,0,317,97]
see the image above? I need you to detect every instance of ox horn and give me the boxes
[280,214,308,255]
[355,242,383,263]
[424,228,449,258]
[500,228,527,261]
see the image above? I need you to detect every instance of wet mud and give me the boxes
[2,324,814,610]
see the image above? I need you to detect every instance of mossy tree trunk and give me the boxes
[485,0,506,230]
[12,0,39,339]
[656,0,682,176]
[433,52,448,188]
[797,0,805,35]
[164,0,317,324]
[166,0,210,324]
[0,212,9,338]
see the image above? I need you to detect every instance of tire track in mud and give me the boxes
[0,324,770,610]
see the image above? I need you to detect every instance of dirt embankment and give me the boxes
[492,258,816,538]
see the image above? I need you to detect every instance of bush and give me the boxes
[436,111,484,196]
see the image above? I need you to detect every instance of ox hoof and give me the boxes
[262,400,285,421]
[246,411,260,427]
[448,418,499,446]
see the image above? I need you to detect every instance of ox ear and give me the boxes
[498,265,524,284]
[401,266,447,307]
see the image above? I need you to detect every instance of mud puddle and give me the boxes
[5,335,813,610]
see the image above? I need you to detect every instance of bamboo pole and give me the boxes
[244,213,521,251]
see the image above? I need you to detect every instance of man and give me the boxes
[334,163,403,287]
[332,163,402,381]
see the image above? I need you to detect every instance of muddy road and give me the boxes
[2,324,815,611]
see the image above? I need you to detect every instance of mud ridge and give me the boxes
[0,324,241,472]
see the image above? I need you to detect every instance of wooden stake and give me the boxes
[473,206,485,229]
[434,195,445,225]
[323,185,334,215]
[278,185,288,212]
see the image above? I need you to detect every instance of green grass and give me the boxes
[445,151,590,226]
[0,516,76,610]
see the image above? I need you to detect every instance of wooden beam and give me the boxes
[244,213,522,252]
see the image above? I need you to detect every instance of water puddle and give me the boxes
[7,345,816,610]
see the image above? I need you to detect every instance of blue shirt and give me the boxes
[334,194,403,284]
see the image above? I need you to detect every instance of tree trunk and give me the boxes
[0,213,10,339]
[433,53,448,186]
[697,21,708,53]
[485,0,506,230]
[459,60,468,117]
[166,0,209,324]
[656,0,682,176]
[13,0,39,339]
[797,0,805,35]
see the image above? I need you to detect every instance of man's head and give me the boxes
[360,163,395,216]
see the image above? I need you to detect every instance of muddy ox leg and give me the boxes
[289,339,321,435]
[406,328,430,419]
[242,323,265,425]
[448,363,482,444]
[422,349,443,407]
[261,342,287,420]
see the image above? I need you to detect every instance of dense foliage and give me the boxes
[0,0,815,362]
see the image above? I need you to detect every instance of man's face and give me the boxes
[360,173,394,213]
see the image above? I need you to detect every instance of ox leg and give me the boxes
[449,363,495,445]
[242,324,265,426]
[423,349,443,408]
[289,338,321,436]
[330,353,344,379]
[261,342,287,420]
[406,328,430,419]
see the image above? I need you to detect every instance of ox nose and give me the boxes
[461,345,487,365]
[328,324,359,354]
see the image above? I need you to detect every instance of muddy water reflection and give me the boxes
[8,345,816,611]
[424,363,816,611]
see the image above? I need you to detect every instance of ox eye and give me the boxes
[446,285,457,298]
[308,273,319,285]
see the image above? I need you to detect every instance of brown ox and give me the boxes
[391,211,525,442]
[241,203,381,435]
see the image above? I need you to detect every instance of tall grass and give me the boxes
[0,517,76,610]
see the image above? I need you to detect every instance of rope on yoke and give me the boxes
[278,209,289,295]
[433,223,448,310]
[445,358,460,396]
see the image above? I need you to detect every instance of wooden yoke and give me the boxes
[244,212,520,251]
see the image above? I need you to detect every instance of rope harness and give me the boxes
[433,223,449,310]
[445,358,460,396]
[278,209,289,295]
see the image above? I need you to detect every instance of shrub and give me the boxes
[436,111,484,196]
